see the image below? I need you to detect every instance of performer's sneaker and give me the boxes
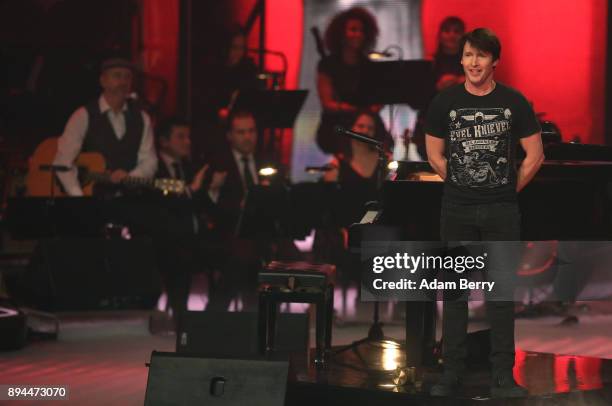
[430,371,461,397]
[490,372,528,398]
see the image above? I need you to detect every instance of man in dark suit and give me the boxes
[205,109,266,311]
[156,117,209,199]
[154,117,219,321]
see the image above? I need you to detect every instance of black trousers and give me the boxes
[206,237,263,312]
[440,200,521,375]
[155,237,194,317]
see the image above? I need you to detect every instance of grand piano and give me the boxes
[383,146,612,241]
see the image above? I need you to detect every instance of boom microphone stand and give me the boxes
[331,127,397,363]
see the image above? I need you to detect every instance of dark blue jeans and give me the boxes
[440,200,520,375]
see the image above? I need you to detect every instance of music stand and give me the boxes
[234,90,308,161]
[235,185,287,240]
[5,197,106,240]
[284,182,346,239]
[360,60,434,161]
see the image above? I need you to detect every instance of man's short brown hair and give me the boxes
[226,109,256,133]
[460,28,501,61]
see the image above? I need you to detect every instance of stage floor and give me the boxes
[2,304,612,405]
[288,341,612,405]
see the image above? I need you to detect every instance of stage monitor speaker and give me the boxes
[177,311,309,362]
[19,238,161,311]
[0,306,27,351]
[177,311,260,359]
[144,351,289,406]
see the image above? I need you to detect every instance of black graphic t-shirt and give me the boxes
[424,83,541,204]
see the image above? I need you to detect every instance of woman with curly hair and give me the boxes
[316,7,387,156]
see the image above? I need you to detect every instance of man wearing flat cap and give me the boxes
[54,57,157,195]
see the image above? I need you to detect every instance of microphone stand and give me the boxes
[333,128,394,362]
[39,164,71,238]
[367,142,387,340]
[39,164,70,199]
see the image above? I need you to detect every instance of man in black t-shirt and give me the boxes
[425,28,544,398]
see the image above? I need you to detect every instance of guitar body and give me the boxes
[26,137,106,197]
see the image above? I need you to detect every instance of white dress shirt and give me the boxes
[53,94,158,196]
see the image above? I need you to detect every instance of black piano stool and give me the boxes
[258,261,335,366]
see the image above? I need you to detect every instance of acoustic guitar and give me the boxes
[26,137,185,197]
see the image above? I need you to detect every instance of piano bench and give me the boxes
[258,261,335,366]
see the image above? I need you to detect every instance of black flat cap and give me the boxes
[100,57,137,73]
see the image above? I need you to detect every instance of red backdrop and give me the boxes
[422,0,608,144]
[141,0,179,116]
[142,0,608,145]
[225,0,303,164]
[229,0,304,88]
[262,0,609,145]
[265,0,304,89]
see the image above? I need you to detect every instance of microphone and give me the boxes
[334,126,382,147]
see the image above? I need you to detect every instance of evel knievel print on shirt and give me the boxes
[424,83,541,203]
[447,107,512,188]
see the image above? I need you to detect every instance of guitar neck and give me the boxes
[87,172,154,187]
[85,171,185,195]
